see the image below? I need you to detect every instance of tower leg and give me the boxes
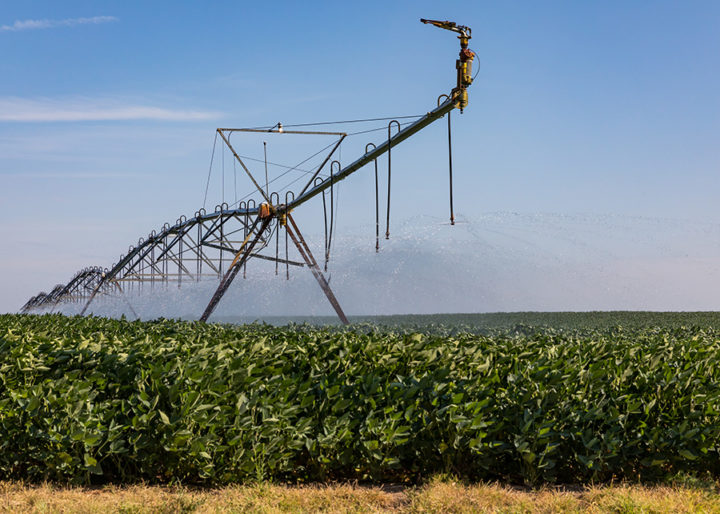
[199,216,271,322]
[114,282,139,319]
[80,277,105,316]
[285,214,349,325]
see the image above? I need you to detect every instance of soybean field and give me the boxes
[1,313,719,486]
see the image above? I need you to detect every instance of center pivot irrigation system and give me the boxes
[21,19,477,324]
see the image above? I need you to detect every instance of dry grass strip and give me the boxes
[409,480,720,513]
[2,479,720,513]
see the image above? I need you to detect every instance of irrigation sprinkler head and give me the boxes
[420,18,471,40]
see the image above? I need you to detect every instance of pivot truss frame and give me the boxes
[22,19,475,323]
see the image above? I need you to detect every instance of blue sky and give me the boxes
[1,1,719,313]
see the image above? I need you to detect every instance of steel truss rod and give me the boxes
[199,213,248,246]
[201,242,240,254]
[295,135,346,198]
[216,130,272,204]
[218,128,347,136]
[159,247,195,278]
[170,232,220,274]
[153,223,195,262]
[186,240,304,268]
[238,252,304,267]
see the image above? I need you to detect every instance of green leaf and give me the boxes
[678,449,698,460]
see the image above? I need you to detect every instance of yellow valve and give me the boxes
[259,202,272,219]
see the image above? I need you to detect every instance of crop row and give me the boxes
[1,314,719,484]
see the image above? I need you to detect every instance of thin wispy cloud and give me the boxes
[1,172,142,179]
[0,97,220,122]
[0,16,118,32]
